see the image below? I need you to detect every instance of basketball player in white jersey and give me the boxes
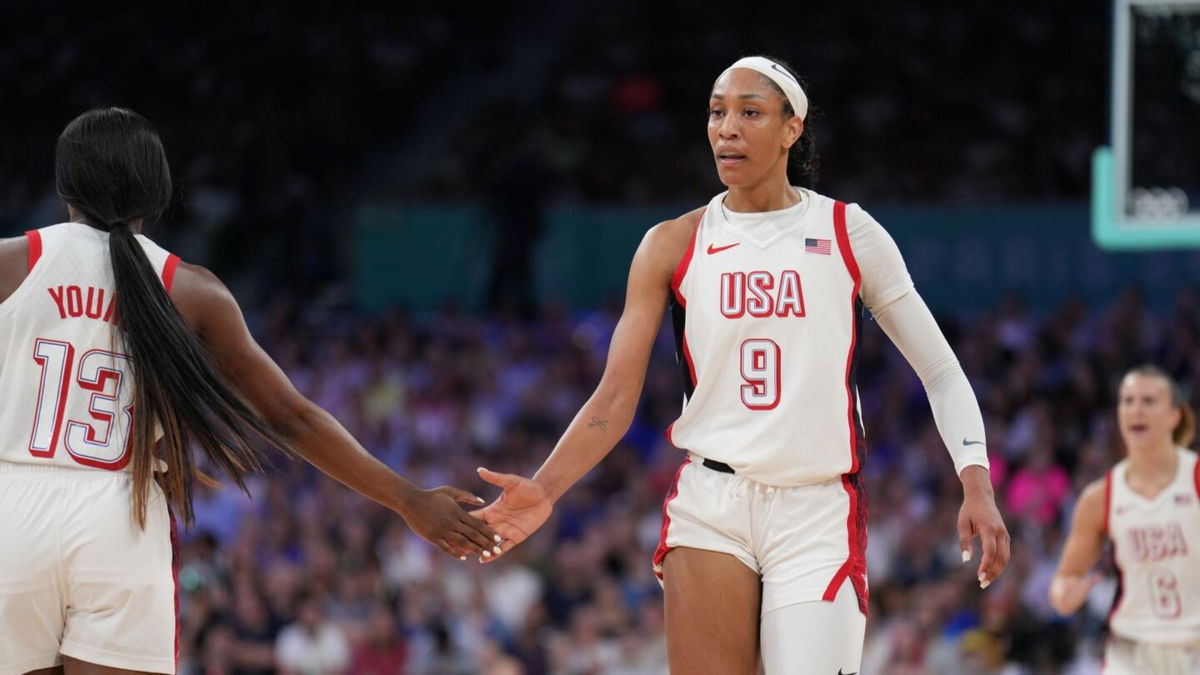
[469,56,1010,673]
[0,108,500,675]
[1050,365,1200,674]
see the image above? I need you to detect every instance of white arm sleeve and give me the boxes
[872,290,989,475]
[846,203,988,476]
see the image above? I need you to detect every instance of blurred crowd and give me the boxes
[0,2,507,290]
[425,0,1105,205]
[3,3,1107,283]
[177,285,1200,675]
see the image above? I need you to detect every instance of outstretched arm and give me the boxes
[1049,479,1108,615]
[170,262,499,559]
[475,216,696,553]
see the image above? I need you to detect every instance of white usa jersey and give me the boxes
[0,222,179,471]
[1106,448,1200,644]
[666,190,913,487]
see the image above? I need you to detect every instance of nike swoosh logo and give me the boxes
[837,671,858,675]
[769,63,799,84]
[707,242,740,254]
[962,438,985,447]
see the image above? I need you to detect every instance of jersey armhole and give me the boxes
[162,253,181,294]
[670,209,704,307]
[832,201,861,286]
[25,230,42,272]
[1193,453,1199,500]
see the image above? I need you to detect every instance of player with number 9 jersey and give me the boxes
[469,56,1010,675]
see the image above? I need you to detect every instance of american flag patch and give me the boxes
[805,238,831,255]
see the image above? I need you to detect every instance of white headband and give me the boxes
[718,56,808,121]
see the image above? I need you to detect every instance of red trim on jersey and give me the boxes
[1193,454,1199,500]
[681,335,698,387]
[25,230,42,272]
[161,254,181,293]
[823,201,868,614]
[833,201,861,287]
[652,457,691,579]
[833,201,861,473]
[664,422,676,446]
[671,214,703,387]
[1104,469,1126,625]
[670,211,704,307]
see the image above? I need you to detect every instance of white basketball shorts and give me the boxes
[652,454,868,615]
[1104,635,1200,675]
[0,464,177,674]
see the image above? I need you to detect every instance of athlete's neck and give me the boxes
[723,178,800,214]
[1126,442,1179,493]
[66,205,144,234]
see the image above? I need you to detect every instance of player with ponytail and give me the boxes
[0,108,499,674]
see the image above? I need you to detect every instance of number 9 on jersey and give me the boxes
[740,339,781,410]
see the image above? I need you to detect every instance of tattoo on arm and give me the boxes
[588,416,608,431]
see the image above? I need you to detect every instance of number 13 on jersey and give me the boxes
[29,337,135,470]
[740,339,780,410]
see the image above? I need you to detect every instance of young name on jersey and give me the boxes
[47,285,118,324]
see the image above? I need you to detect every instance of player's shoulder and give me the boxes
[169,260,240,328]
[171,260,233,301]
[795,189,885,234]
[639,205,707,264]
[0,236,31,305]
[1074,476,1111,525]
[1079,476,1109,504]
[651,205,706,240]
[0,235,29,261]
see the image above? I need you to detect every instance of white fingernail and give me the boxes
[961,550,970,563]
[493,545,503,554]
[459,555,467,561]
[980,579,991,589]
[482,550,491,558]
[494,534,503,543]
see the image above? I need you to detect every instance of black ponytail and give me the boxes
[56,108,295,526]
[758,56,820,188]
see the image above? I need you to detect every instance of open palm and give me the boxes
[472,467,553,562]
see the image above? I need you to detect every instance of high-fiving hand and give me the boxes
[401,486,502,560]
[471,467,554,563]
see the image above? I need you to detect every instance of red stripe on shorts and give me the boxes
[652,457,691,578]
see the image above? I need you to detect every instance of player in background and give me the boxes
[470,56,1010,674]
[1050,365,1200,674]
[0,107,500,675]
